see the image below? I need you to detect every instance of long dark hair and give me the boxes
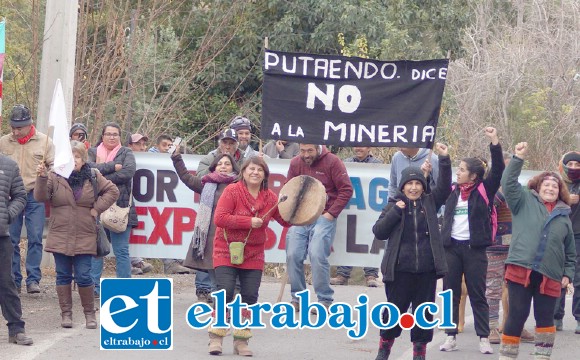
[209,153,240,174]
[461,157,488,182]
[238,156,270,190]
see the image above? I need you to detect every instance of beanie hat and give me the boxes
[69,123,89,138]
[229,116,251,131]
[399,167,427,191]
[562,152,580,166]
[10,105,33,127]
[559,151,580,183]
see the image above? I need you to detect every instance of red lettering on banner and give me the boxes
[148,207,173,244]
[172,208,196,245]
[131,206,197,245]
[277,227,289,250]
[268,173,287,196]
[131,207,149,244]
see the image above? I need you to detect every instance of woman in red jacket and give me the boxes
[208,156,291,356]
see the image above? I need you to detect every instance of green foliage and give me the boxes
[0,0,43,130]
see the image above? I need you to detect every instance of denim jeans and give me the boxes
[286,215,337,303]
[195,269,216,292]
[9,191,46,288]
[90,226,131,294]
[336,266,379,278]
[53,253,93,287]
[0,236,26,336]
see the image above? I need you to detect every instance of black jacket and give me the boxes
[373,155,451,282]
[441,143,504,248]
[88,147,138,227]
[0,155,27,237]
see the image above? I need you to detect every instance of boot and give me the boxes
[78,285,97,329]
[533,326,556,359]
[208,309,228,355]
[233,328,253,356]
[56,284,73,328]
[208,332,224,355]
[375,337,394,360]
[413,342,426,360]
[498,334,520,359]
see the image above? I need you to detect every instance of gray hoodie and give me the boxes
[388,148,439,199]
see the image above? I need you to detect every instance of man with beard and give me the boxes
[285,144,353,312]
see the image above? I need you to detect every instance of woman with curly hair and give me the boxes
[498,142,575,359]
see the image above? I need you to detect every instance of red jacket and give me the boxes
[287,148,353,218]
[213,181,291,270]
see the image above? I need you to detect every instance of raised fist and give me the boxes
[514,142,528,159]
[484,127,499,144]
[434,142,448,156]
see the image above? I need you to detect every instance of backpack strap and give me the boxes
[476,182,489,206]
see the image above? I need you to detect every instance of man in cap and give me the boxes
[127,133,149,153]
[229,116,258,159]
[0,105,54,294]
[196,129,245,177]
[286,144,353,312]
[0,152,34,345]
[69,123,90,149]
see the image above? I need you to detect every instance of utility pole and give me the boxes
[36,0,78,133]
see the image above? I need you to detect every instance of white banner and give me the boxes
[129,152,540,267]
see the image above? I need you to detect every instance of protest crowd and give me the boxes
[0,104,577,360]
[0,53,577,360]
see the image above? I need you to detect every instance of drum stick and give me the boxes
[276,270,288,303]
[261,195,288,220]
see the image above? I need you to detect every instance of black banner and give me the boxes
[261,50,448,148]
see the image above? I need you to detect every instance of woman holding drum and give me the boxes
[208,156,292,356]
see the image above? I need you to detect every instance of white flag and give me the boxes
[48,79,74,178]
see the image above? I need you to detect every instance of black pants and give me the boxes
[0,236,25,336]
[381,271,437,343]
[443,241,489,337]
[554,233,580,321]
[214,266,262,305]
[505,271,558,337]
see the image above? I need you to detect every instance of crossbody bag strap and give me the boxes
[223,210,257,246]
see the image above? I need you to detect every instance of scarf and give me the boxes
[559,151,580,183]
[96,142,122,163]
[544,200,557,213]
[66,164,92,201]
[190,171,237,260]
[459,181,476,201]
[17,125,36,145]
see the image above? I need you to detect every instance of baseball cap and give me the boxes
[130,133,149,143]
[219,129,238,142]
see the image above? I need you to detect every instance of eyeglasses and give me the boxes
[103,133,120,138]
[230,116,250,127]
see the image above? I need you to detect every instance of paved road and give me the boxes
[1,275,578,359]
